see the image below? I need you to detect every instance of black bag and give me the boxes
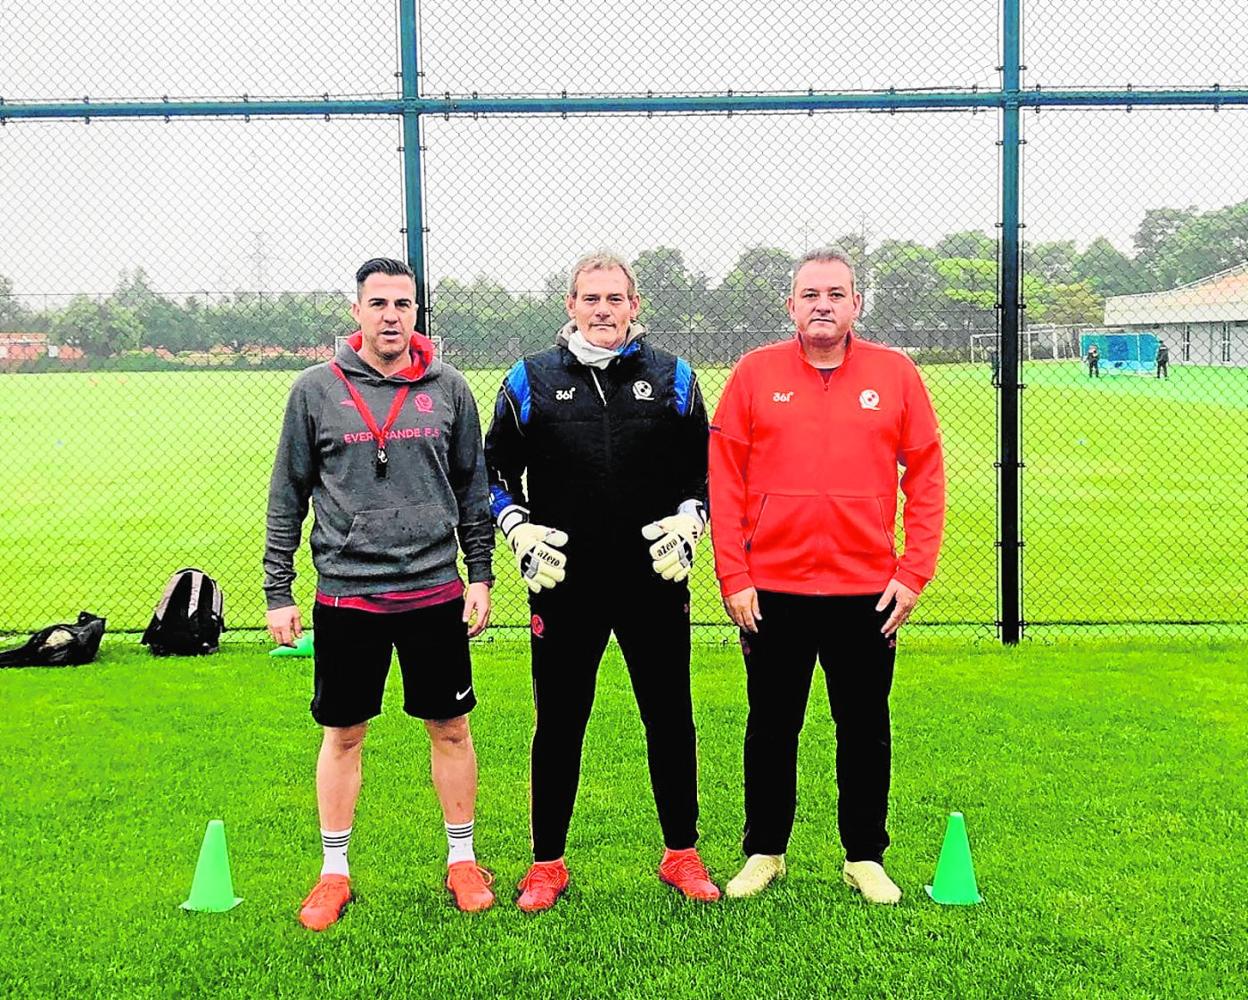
[0,611,106,668]
[140,568,225,656]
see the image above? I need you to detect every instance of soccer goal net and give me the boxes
[969,328,1079,364]
[1078,331,1158,375]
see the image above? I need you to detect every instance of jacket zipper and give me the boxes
[589,367,608,406]
[591,366,613,490]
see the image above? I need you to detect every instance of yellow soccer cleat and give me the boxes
[842,860,902,905]
[725,854,786,898]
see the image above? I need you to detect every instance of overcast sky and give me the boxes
[3,1,1248,299]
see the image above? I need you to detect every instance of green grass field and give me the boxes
[1,360,1245,635]
[2,637,1244,997]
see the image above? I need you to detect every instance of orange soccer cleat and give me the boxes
[446,861,496,913]
[516,859,569,913]
[298,874,352,931]
[659,847,721,902]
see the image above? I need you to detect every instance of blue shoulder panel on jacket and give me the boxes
[505,360,532,425]
[489,484,514,519]
[674,357,694,416]
[619,339,643,358]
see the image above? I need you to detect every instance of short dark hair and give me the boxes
[355,257,415,297]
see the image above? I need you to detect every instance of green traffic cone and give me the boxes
[269,633,313,657]
[924,811,982,905]
[180,819,243,912]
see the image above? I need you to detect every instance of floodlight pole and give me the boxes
[398,0,428,331]
[998,0,1023,644]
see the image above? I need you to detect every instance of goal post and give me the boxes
[969,333,998,364]
[972,327,1083,364]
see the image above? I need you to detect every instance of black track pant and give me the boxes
[528,581,698,862]
[741,591,896,863]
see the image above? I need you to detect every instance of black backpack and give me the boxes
[0,611,106,668]
[141,568,225,656]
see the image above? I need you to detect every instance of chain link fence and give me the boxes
[2,1,1245,639]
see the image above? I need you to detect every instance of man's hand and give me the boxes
[506,522,569,593]
[876,579,919,637]
[266,605,303,646]
[641,512,703,582]
[724,586,762,633]
[463,581,491,637]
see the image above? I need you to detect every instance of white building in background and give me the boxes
[1103,262,1248,366]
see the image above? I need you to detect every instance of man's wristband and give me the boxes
[677,498,707,529]
[497,504,529,539]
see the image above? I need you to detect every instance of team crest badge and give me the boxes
[632,380,653,400]
[531,614,545,638]
[413,393,434,413]
[859,389,880,410]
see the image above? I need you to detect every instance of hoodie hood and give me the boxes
[335,330,440,382]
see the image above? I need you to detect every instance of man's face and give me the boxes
[566,266,640,349]
[351,273,417,364]
[787,260,862,351]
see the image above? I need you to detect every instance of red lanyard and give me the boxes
[330,363,410,473]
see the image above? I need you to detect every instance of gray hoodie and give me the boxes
[263,335,493,609]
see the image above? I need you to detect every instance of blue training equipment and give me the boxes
[1080,331,1159,375]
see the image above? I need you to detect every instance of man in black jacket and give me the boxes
[1087,343,1100,377]
[485,251,717,911]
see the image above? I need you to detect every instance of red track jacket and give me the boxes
[709,334,945,598]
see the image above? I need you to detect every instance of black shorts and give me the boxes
[310,598,475,727]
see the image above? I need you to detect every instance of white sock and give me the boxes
[321,827,352,877]
[446,819,475,865]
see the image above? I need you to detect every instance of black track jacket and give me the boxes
[484,330,709,586]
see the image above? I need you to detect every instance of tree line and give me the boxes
[1,198,1243,365]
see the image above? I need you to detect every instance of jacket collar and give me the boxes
[557,321,647,369]
[795,329,855,369]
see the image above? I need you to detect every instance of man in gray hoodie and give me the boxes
[264,258,495,927]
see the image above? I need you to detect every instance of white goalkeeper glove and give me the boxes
[641,501,706,582]
[498,505,568,593]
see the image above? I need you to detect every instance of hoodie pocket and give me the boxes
[745,493,820,577]
[746,493,895,582]
[339,504,457,573]
[824,495,896,557]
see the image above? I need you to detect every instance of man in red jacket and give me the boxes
[709,247,945,904]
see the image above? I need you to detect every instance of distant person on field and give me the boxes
[1156,342,1169,379]
[708,247,946,905]
[987,346,1000,386]
[1086,343,1100,378]
[264,257,496,929]
[484,251,718,912]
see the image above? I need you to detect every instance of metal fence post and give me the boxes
[998,0,1023,644]
[398,0,428,329]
